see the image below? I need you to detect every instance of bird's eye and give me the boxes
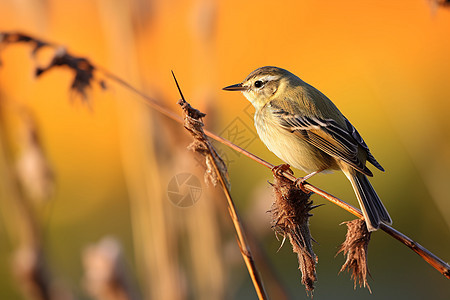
[254,80,263,88]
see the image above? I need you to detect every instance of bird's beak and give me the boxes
[222,83,248,91]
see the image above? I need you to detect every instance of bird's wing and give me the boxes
[343,117,385,172]
[271,105,375,176]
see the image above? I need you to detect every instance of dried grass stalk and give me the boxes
[270,164,318,293]
[337,219,372,292]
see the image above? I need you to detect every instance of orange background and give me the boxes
[0,0,449,299]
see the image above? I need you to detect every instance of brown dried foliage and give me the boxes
[0,32,106,102]
[270,164,318,294]
[337,219,372,292]
[0,32,48,57]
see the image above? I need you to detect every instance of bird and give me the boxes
[223,66,392,231]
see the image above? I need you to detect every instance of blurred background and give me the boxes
[0,0,449,299]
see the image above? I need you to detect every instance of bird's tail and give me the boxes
[344,169,392,231]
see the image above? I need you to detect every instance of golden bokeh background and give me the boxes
[0,0,449,299]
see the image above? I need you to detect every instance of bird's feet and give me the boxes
[294,177,309,193]
[271,164,293,177]
[271,165,319,193]
[295,171,319,193]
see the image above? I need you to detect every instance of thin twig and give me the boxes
[380,223,450,278]
[210,155,269,300]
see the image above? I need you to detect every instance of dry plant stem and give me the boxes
[380,223,450,278]
[1,31,448,280]
[210,157,269,300]
[100,68,182,122]
[175,77,268,299]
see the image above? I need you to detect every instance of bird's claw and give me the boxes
[272,164,293,177]
[294,177,309,193]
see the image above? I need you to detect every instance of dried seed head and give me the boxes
[178,98,229,188]
[337,219,372,292]
[35,47,96,102]
[270,164,317,294]
[0,32,103,103]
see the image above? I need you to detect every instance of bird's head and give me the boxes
[223,66,298,109]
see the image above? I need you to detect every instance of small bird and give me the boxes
[223,66,392,231]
